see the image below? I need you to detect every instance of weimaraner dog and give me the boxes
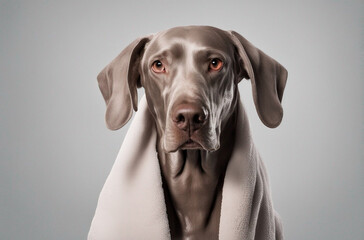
[95,26,287,240]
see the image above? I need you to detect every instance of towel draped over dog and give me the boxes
[88,96,283,240]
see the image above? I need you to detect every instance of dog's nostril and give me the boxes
[176,114,185,123]
[193,113,206,124]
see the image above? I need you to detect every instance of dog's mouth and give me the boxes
[179,139,203,150]
[164,138,206,153]
[163,126,221,153]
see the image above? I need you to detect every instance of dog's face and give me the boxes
[97,26,287,152]
[141,27,239,152]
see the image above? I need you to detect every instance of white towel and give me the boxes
[88,96,283,240]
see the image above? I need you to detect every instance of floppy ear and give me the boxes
[229,31,288,128]
[97,36,151,130]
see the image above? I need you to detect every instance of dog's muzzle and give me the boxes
[163,102,219,152]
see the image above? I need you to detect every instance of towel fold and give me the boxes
[88,95,283,240]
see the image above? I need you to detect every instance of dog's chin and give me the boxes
[164,138,220,153]
[180,139,203,150]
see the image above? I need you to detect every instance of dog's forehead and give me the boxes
[146,26,232,57]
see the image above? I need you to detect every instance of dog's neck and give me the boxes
[156,101,238,240]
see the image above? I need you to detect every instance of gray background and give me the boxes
[1,0,363,239]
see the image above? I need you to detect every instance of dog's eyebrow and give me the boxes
[150,43,184,61]
[194,48,227,62]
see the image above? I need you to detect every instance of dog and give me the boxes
[90,26,287,240]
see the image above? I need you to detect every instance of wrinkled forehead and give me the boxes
[144,26,233,60]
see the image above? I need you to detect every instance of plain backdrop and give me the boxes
[1,0,363,239]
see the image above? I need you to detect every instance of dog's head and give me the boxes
[97,26,287,153]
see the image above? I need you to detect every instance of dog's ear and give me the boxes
[229,31,288,128]
[97,36,151,130]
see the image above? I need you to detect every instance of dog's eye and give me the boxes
[152,60,166,73]
[209,58,223,72]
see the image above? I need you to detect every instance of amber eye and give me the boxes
[209,58,223,72]
[152,60,166,73]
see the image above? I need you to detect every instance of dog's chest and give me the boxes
[160,151,224,240]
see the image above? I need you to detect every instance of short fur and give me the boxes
[89,26,287,240]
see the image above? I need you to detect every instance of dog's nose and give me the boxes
[172,103,207,132]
